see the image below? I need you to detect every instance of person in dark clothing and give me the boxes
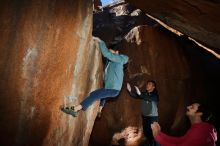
[127,80,160,146]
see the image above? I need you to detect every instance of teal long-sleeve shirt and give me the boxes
[99,41,129,90]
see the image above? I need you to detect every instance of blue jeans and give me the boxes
[80,88,120,110]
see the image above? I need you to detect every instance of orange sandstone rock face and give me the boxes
[0,0,103,146]
[126,0,220,55]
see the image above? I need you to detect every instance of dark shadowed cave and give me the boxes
[0,0,219,146]
[90,3,220,145]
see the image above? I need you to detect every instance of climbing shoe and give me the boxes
[60,106,78,117]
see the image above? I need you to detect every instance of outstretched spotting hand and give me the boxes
[93,36,102,42]
[151,122,161,137]
[127,83,131,92]
[134,86,141,95]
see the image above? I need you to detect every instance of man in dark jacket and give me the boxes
[127,80,160,146]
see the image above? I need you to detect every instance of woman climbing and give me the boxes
[61,37,129,117]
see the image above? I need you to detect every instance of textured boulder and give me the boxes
[1,0,219,146]
[90,25,193,146]
[93,3,157,45]
[0,0,103,146]
[91,2,220,143]
[125,0,220,55]
[91,1,220,145]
